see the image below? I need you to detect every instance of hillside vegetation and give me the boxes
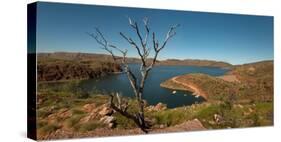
[36,82,207,139]
[36,53,272,139]
[37,73,273,140]
[37,52,234,82]
[160,59,232,68]
[37,53,122,82]
[161,60,273,102]
[160,60,273,130]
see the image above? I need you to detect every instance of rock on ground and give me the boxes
[153,119,206,133]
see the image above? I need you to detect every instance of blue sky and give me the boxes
[36,2,273,65]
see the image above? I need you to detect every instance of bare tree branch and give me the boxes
[88,28,140,99]
[87,28,132,63]
[109,94,134,119]
[143,17,150,46]
[125,17,153,68]
[109,93,148,133]
[148,24,180,71]
[128,17,136,29]
[159,24,180,51]
[86,30,117,61]
[143,17,150,60]
[88,17,178,133]
[120,32,145,65]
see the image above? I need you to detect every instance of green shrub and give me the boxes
[196,105,220,119]
[71,109,85,115]
[151,109,191,126]
[65,114,85,128]
[77,122,105,132]
[114,113,136,129]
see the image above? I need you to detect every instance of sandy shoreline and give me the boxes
[171,76,208,99]
[161,74,240,100]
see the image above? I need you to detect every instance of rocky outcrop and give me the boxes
[47,108,72,124]
[98,106,114,116]
[147,102,167,111]
[100,116,116,128]
[82,103,97,113]
[80,103,116,128]
[213,114,223,124]
[154,119,206,132]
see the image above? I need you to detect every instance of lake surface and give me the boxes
[78,64,228,108]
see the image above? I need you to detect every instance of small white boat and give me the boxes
[172,90,177,94]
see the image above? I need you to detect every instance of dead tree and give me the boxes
[88,17,179,133]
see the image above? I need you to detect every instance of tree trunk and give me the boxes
[88,17,178,133]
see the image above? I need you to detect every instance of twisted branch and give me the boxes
[88,17,178,133]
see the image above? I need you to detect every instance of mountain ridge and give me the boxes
[37,52,233,68]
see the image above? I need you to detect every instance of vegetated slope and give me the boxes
[37,53,122,82]
[160,59,232,68]
[36,81,206,140]
[38,52,141,64]
[161,60,273,102]
[38,52,233,67]
[230,60,273,87]
[161,73,236,101]
[36,60,273,139]
[160,60,273,129]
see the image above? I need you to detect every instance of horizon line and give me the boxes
[35,51,273,66]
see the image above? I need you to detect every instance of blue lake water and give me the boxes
[78,64,228,108]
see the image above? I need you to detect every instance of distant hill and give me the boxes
[38,52,116,62]
[36,52,234,82]
[37,52,232,68]
[38,52,143,64]
[159,59,232,68]
[37,52,122,82]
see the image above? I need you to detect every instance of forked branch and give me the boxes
[88,17,178,133]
